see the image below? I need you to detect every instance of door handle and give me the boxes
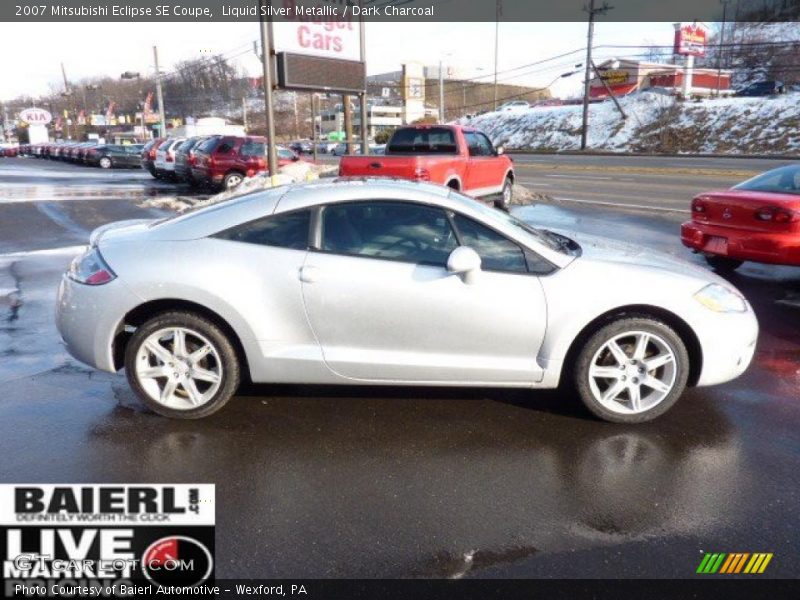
[369,162,382,169]
[299,265,319,283]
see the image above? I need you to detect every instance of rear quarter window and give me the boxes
[214,209,311,250]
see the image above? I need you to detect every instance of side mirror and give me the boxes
[496,145,505,155]
[447,246,481,284]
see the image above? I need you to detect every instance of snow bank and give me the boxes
[462,90,800,155]
[142,160,338,212]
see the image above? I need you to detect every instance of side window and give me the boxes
[321,201,457,266]
[241,142,265,156]
[463,132,481,157]
[216,140,235,154]
[215,209,311,250]
[477,133,496,156]
[453,214,527,273]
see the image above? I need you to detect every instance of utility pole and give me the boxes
[60,62,72,140]
[242,97,248,133]
[580,0,612,150]
[153,46,167,138]
[311,94,318,162]
[716,0,731,97]
[292,93,300,139]
[343,95,353,154]
[493,0,501,110]
[438,59,445,122]
[359,12,369,154]
[258,0,278,176]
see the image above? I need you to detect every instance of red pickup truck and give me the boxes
[338,125,515,209]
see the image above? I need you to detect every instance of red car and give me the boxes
[192,136,299,191]
[140,138,166,178]
[681,164,800,271]
[338,125,515,209]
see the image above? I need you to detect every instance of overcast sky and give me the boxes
[0,21,676,102]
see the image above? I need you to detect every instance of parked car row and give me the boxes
[8,141,145,168]
[142,135,302,191]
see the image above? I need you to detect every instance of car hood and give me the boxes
[555,229,727,284]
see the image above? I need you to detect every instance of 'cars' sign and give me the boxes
[674,22,708,57]
[272,0,361,62]
[19,108,52,126]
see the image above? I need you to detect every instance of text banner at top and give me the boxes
[3,0,799,23]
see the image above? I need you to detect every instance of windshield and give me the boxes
[447,190,573,254]
[733,165,800,196]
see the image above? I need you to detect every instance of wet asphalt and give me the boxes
[0,156,799,578]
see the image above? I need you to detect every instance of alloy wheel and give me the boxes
[134,327,223,410]
[587,331,677,415]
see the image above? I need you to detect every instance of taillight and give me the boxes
[413,167,431,181]
[68,247,116,286]
[755,206,795,223]
[209,157,217,168]
[691,198,706,213]
[149,150,156,159]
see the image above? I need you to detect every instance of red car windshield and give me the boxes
[734,165,800,196]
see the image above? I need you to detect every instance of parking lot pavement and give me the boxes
[1,156,799,578]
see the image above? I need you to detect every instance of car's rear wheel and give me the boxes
[99,157,112,169]
[573,318,689,423]
[704,255,742,272]
[124,311,240,419]
[495,176,513,210]
[223,172,244,190]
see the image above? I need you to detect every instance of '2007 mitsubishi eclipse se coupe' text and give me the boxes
[56,178,758,423]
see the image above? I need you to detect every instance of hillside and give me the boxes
[460,90,800,155]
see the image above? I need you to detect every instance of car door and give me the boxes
[300,200,548,384]
[462,131,506,196]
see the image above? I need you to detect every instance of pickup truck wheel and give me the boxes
[223,172,244,190]
[705,255,742,272]
[495,177,513,210]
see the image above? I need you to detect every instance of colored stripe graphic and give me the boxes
[699,552,773,574]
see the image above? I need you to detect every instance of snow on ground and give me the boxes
[461,91,800,155]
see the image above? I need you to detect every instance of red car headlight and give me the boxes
[68,247,117,285]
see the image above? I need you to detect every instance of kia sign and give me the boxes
[19,108,52,126]
[674,22,708,57]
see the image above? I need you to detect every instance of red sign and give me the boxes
[674,22,708,57]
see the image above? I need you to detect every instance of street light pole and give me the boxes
[716,0,731,98]
[153,46,167,138]
[258,0,278,177]
[439,59,445,122]
[580,0,612,151]
[493,0,501,110]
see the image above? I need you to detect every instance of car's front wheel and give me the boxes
[573,317,689,423]
[99,157,112,169]
[495,176,513,210]
[124,311,241,419]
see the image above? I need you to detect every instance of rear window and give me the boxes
[734,165,800,196]
[387,127,457,154]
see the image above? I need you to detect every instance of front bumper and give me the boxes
[682,221,800,266]
[56,274,142,373]
[693,306,758,387]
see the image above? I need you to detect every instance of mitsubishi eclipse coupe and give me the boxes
[56,179,758,423]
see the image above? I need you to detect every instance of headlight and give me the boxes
[68,247,117,286]
[693,283,747,313]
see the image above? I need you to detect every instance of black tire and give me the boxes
[705,255,742,273]
[223,171,245,190]
[572,317,690,424]
[494,176,513,210]
[99,156,112,169]
[124,311,241,419]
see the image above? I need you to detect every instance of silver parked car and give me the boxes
[56,179,758,422]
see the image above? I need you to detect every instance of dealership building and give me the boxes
[590,59,732,99]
